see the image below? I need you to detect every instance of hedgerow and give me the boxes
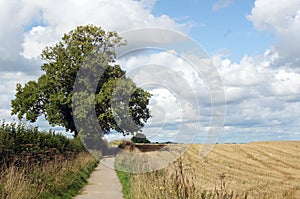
[0,121,86,167]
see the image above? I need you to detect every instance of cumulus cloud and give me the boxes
[212,51,300,142]
[265,69,300,98]
[1,0,188,61]
[216,56,268,87]
[248,0,300,67]
[21,0,188,59]
[0,0,43,72]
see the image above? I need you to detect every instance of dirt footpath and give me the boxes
[74,150,123,199]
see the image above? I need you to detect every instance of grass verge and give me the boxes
[115,170,131,199]
[0,152,98,199]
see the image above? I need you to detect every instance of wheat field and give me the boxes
[125,141,300,199]
[183,141,300,198]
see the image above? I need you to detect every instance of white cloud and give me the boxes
[248,0,300,67]
[118,39,300,142]
[207,46,300,142]
[215,56,268,87]
[267,69,300,97]
[224,87,253,104]
[0,0,35,60]
[21,0,188,59]
[22,26,56,59]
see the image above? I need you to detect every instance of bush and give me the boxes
[131,133,150,143]
[0,121,86,167]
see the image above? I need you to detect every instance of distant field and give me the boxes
[184,141,300,198]
[119,141,300,198]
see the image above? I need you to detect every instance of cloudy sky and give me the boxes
[0,0,299,143]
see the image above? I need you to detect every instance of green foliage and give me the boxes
[95,78,152,135]
[0,122,85,167]
[131,133,150,143]
[11,25,152,137]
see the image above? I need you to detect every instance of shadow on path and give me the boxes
[102,147,121,158]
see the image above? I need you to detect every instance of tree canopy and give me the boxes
[11,25,151,137]
[131,133,151,143]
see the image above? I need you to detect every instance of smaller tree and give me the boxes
[131,133,150,143]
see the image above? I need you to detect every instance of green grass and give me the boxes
[40,157,98,199]
[115,170,132,199]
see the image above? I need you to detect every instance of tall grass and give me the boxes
[0,152,98,199]
[0,165,42,198]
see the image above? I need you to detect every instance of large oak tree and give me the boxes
[11,25,151,137]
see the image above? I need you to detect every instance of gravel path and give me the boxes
[74,149,123,199]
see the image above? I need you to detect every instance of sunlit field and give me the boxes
[118,141,300,199]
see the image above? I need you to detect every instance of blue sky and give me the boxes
[153,0,275,61]
[0,0,299,143]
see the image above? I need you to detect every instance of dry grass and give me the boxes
[119,141,300,199]
[125,157,242,199]
[0,165,43,199]
[0,152,97,199]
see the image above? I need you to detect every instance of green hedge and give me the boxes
[0,122,86,166]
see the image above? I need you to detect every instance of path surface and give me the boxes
[74,148,123,199]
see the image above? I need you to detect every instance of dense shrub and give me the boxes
[131,133,150,143]
[0,122,86,167]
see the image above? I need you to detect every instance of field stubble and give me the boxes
[123,141,300,199]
